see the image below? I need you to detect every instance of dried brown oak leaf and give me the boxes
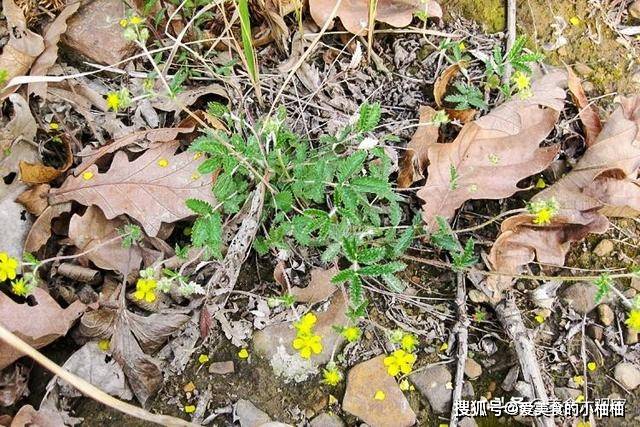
[310,0,441,35]
[0,288,85,369]
[0,0,45,99]
[49,141,215,237]
[291,266,340,304]
[417,71,567,229]
[79,308,189,405]
[397,105,439,188]
[487,96,640,296]
[567,66,602,147]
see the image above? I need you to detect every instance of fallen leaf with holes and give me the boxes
[67,206,145,274]
[49,141,215,236]
[19,137,73,184]
[417,71,566,230]
[567,66,602,147]
[79,308,189,404]
[0,0,45,99]
[0,288,85,369]
[486,96,640,297]
[74,127,195,175]
[398,106,439,188]
[310,0,441,35]
[27,2,81,99]
[291,266,340,304]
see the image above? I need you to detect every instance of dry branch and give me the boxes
[449,273,469,427]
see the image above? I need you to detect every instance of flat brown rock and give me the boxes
[342,355,416,427]
[62,0,136,65]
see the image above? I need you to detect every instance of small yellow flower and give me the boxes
[98,339,110,351]
[573,375,585,386]
[534,208,553,225]
[119,18,128,28]
[342,326,362,343]
[512,71,531,91]
[535,178,547,189]
[129,15,143,25]
[292,333,323,359]
[373,390,386,400]
[625,309,640,332]
[576,394,585,403]
[82,171,94,181]
[383,349,417,376]
[294,313,317,335]
[157,158,169,168]
[535,314,545,324]
[11,279,28,296]
[587,361,597,371]
[576,421,590,427]
[238,348,249,359]
[133,278,157,303]
[400,333,418,352]
[183,405,196,413]
[49,122,59,130]
[458,42,466,51]
[0,252,19,281]
[198,354,209,364]
[106,92,121,112]
[569,16,581,26]
[191,172,201,181]
[439,342,449,352]
[528,199,559,225]
[322,367,342,386]
[399,379,411,391]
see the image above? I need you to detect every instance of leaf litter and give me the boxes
[2,0,640,426]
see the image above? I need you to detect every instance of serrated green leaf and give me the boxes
[358,261,406,276]
[357,102,381,132]
[321,242,341,262]
[341,237,359,263]
[337,151,367,183]
[332,268,358,283]
[185,198,214,215]
[358,247,386,265]
[382,274,406,293]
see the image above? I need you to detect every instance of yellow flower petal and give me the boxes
[184,405,196,413]
[82,171,94,180]
[587,362,597,371]
[198,354,209,364]
[157,158,169,168]
[373,390,386,400]
[238,348,249,359]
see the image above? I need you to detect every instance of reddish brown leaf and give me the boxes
[567,66,602,147]
[0,288,85,369]
[434,63,461,108]
[23,202,72,253]
[67,206,145,274]
[16,184,50,216]
[487,96,640,295]
[310,0,441,35]
[50,141,215,237]
[74,127,194,176]
[417,71,567,229]
[397,106,439,188]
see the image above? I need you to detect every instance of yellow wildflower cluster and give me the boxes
[292,313,323,359]
[120,14,149,42]
[383,349,417,376]
[133,277,157,303]
[625,309,640,332]
[105,88,132,112]
[527,198,559,225]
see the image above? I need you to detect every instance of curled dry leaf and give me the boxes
[397,106,439,188]
[67,206,144,274]
[567,66,602,147]
[0,288,85,369]
[28,2,81,99]
[433,63,477,123]
[0,0,45,99]
[150,84,229,114]
[50,141,215,237]
[418,71,567,229]
[19,137,73,184]
[79,307,189,405]
[24,202,72,253]
[487,96,640,296]
[310,0,441,35]
[291,266,340,304]
[16,183,51,216]
[74,127,195,176]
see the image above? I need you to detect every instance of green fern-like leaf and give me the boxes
[357,102,381,132]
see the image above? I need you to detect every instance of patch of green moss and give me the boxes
[449,0,506,33]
